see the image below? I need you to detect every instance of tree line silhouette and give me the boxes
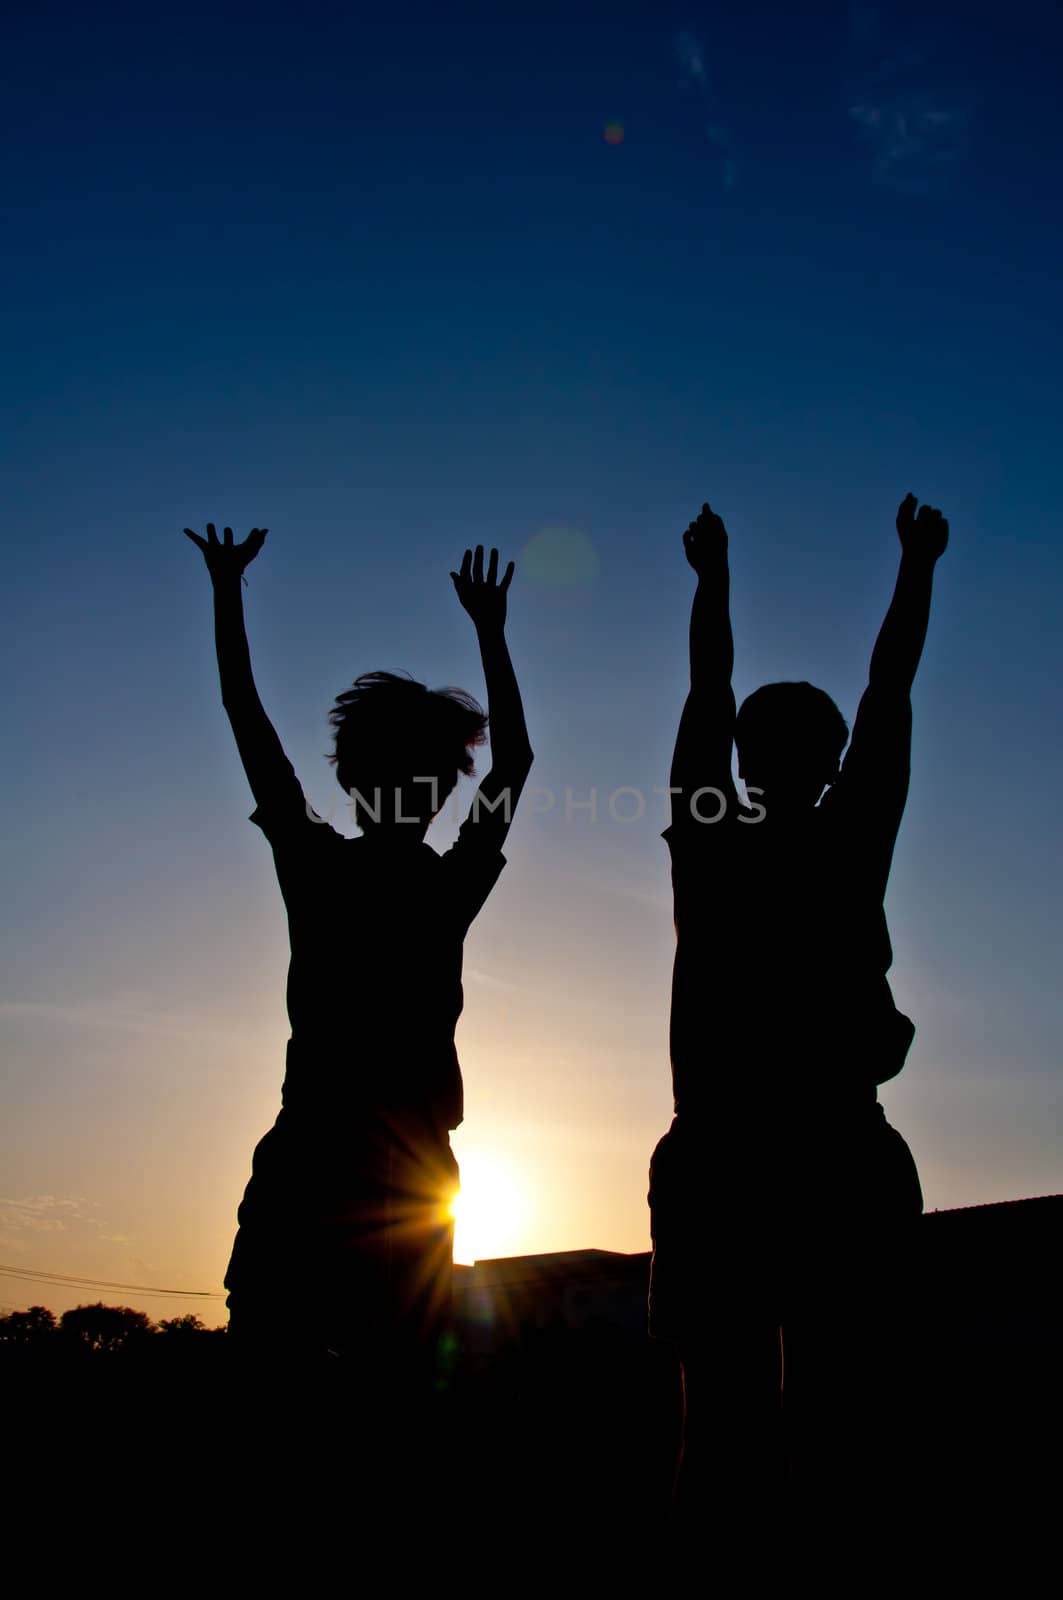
[0,1303,224,1350]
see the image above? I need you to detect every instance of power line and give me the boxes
[0,1263,225,1300]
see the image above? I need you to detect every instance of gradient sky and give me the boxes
[2,1,1061,1319]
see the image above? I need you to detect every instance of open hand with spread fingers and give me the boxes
[683,502,728,575]
[896,494,949,563]
[450,545,515,632]
[184,523,268,584]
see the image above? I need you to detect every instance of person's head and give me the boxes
[328,671,488,834]
[735,682,848,813]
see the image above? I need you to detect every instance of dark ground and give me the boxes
[3,1201,1059,1581]
[2,1308,1058,1583]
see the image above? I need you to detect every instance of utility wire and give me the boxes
[0,1263,225,1299]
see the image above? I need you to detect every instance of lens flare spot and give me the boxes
[604,122,625,145]
[521,524,600,592]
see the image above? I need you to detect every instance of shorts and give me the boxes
[225,1105,459,1358]
[647,1102,923,1342]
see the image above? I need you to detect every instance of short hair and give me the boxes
[735,682,849,771]
[327,671,488,813]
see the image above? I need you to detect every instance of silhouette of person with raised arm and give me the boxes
[648,494,948,1534]
[184,526,533,1377]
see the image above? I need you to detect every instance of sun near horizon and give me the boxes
[449,1148,531,1266]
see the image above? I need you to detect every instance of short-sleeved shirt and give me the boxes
[665,687,916,1124]
[251,770,506,1133]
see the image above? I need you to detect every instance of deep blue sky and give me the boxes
[2,1,1061,1311]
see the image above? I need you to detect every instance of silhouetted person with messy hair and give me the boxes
[185,526,532,1377]
[648,494,948,1538]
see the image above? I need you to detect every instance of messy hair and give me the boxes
[327,671,488,810]
[735,681,849,771]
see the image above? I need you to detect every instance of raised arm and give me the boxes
[184,523,303,814]
[669,502,737,826]
[450,545,534,848]
[846,494,949,759]
[866,494,949,695]
[831,495,949,872]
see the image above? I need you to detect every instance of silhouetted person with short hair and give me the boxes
[648,494,948,1541]
[184,526,532,1380]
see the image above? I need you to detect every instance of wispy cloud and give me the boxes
[0,995,259,1047]
[0,1194,148,1279]
[0,1194,120,1260]
[675,30,706,86]
[849,93,967,193]
[846,3,970,193]
[0,1194,90,1235]
[674,29,739,188]
[465,968,542,1000]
